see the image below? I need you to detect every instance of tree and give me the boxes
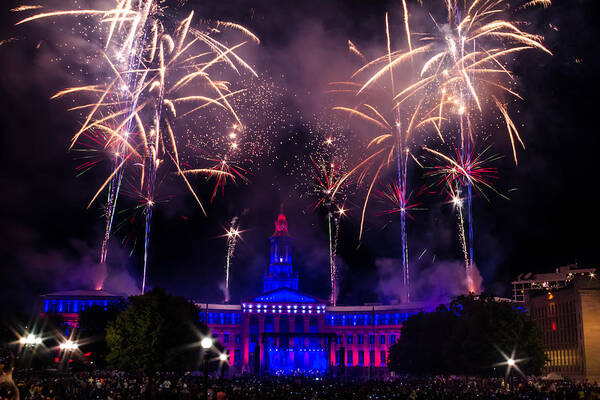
[78,301,127,368]
[106,288,207,372]
[388,295,546,377]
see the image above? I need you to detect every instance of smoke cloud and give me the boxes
[376,258,483,304]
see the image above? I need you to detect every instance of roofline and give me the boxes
[194,303,242,311]
[242,287,327,304]
[326,303,434,312]
[40,294,123,299]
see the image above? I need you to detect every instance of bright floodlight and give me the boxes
[201,337,213,349]
[59,340,78,351]
[20,333,42,345]
[219,353,228,362]
[507,358,515,367]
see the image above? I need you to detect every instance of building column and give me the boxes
[289,315,295,365]
[242,313,250,371]
[258,315,266,371]
[303,315,310,367]
[274,314,281,348]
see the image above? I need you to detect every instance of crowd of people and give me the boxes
[2,349,599,400]
[2,370,599,400]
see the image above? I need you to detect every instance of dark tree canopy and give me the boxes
[78,301,127,368]
[388,295,546,377]
[106,288,207,372]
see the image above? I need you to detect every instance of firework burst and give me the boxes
[15,0,259,293]
[330,0,551,301]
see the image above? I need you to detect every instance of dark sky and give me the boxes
[1,0,598,314]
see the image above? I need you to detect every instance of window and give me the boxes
[347,350,353,366]
[64,302,73,313]
[369,335,375,345]
[336,350,341,366]
[370,350,375,365]
[380,335,386,345]
[390,334,396,344]
[358,335,364,345]
[47,302,58,313]
[235,335,241,344]
[223,334,230,344]
[250,334,258,344]
[358,351,364,366]
[381,350,387,365]
[347,335,353,345]
[336,336,341,345]
[234,349,241,366]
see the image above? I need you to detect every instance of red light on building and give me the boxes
[54,357,59,363]
[552,321,556,331]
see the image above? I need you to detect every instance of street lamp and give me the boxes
[58,339,79,371]
[59,340,78,351]
[201,336,213,400]
[494,347,524,392]
[19,333,42,347]
[201,337,213,350]
[218,352,229,381]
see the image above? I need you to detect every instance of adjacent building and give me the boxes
[512,265,596,302]
[39,289,123,331]
[527,276,600,381]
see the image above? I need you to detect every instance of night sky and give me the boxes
[1,0,598,314]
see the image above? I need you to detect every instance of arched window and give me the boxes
[294,315,304,333]
[279,315,290,333]
[264,314,274,332]
[249,315,259,345]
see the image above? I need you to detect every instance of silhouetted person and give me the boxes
[0,349,19,400]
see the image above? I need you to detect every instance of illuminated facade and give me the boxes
[39,212,435,376]
[527,276,600,381]
[197,212,434,376]
[40,290,122,329]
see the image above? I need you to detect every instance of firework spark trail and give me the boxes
[424,144,504,292]
[297,114,352,306]
[394,118,411,302]
[308,155,348,306]
[330,5,429,303]
[327,212,335,305]
[101,2,154,268]
[224,216,240,303]
[453,193,472,291]
[332,212,341,305]
[15,1,259,293]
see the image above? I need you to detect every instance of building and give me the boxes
[527,276,600,382]
[40,289,123,330]
[40,211,436,376]
[196,212,434,376]
[512,265,596,302]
